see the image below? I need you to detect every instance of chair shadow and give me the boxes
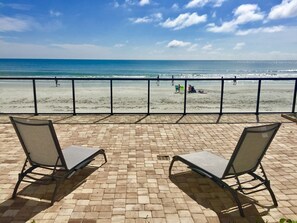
[170,171,269,223]
[0,166,99,222]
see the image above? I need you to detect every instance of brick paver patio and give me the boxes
[0,114,296,223]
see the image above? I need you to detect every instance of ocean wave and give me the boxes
[278,69,297,73]
[111,75,147,78]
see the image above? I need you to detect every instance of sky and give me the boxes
[0,0,297,60]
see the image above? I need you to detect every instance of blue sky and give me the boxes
[0,0,297,59]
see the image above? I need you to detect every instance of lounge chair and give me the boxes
[10,116,107,205]
[169,123,281,217]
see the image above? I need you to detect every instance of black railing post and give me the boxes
[110,79,113,114]
[292,79,297,113]
[220,77,224,115]
[32,79,38,115]
[184,80,187,115]
[148,80,150,114]
[256,79,262,115]
[72,79,76,115]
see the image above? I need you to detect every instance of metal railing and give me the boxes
[0,77,296,115]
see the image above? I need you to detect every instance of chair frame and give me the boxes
[10,116,107,205]
[169,123,281,217]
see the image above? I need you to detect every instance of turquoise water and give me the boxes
[0,59,297,78]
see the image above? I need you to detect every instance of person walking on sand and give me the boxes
[55,76,60,87]
[55,76,58,87]
[233,76,237,85]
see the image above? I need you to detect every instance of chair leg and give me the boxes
[12,174,24,199]
[169,156,178,176]
[101,149,107,163]
[265,180,278,207]
[12,166,37,199]
[249,170,278,207]
[260,164,278,207]
[222,181,245,217]
[51,179,62,205]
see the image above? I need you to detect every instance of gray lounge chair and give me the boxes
[169,123,281,217]
[10,116,107,204]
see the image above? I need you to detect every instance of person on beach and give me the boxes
[172,75,174,86]
[157,75,160,86]
[188,85,197,93]
[55,76,59,87]
[175,84,180,93]
[188,84,192,93]
[233,76,237,85]
[180,85,184,93]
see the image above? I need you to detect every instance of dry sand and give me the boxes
[0,79,295,113]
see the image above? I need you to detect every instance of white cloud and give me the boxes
[172,3,179,10]
[49,10,62,17]
[130,13,162,24]
[0,40,111,59]
[268,0,297,20]
[0,3,31,10]
[130,16,152,24]
[213,0,226,7]
[117,0,150,8]
[114,43,126,48]
[234,4,264,24]
[139,0,150,6]
[187,43,198,51]
[185,0,226,8]
[233,42,245,50]
[167,40,191,48]
[161,12,207,30]
[236,25,285,35]
[207,21,237,32]
[50,43,110,58]
[52,43,102,50]
[152,13,163,21]
[185,0,209,8]
[167,40,199,52]
[207,4,264,33]
[202,43,213,50]
[0,16,31,32]
[113,1,120,8]
[155,41,167,45]
[124,0,135,6]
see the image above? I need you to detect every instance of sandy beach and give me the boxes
[0,79,295,114]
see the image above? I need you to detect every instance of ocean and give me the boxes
[0,59,297,78]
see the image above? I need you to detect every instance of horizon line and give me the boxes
[1,58,297,61]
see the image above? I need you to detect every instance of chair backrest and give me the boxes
[10,117,66,167]
[223,123,281,177]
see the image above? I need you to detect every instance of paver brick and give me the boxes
[0,114,296,223]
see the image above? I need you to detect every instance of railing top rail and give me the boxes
[0,77,297,81]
